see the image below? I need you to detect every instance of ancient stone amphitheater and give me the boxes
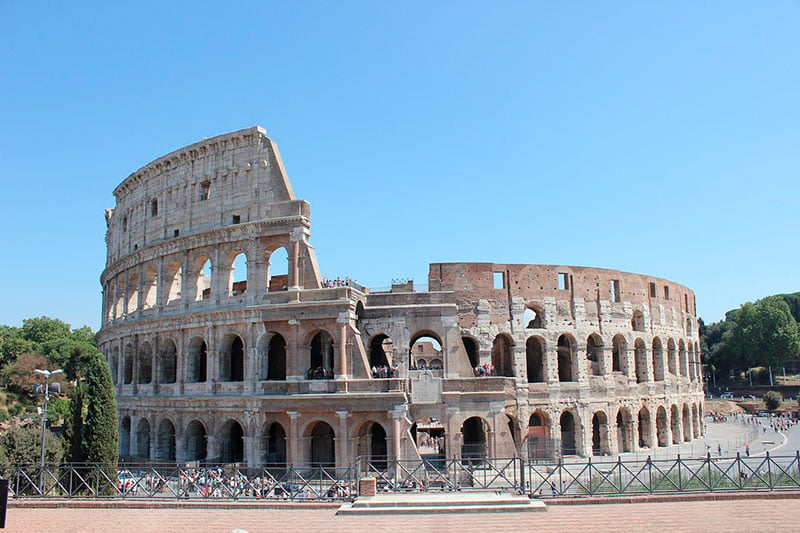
[97,126,705,468]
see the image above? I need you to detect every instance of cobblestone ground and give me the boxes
[5,499,800,533]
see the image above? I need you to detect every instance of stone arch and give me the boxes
[158,338,177,384]
[634,338,647,383]
[136,418,151,459]
[142,266,157,310]
[667,338,677,375]
[356,421,389,470]
[670,404,682,444]
[560,410,577,456]
[656,406,669,447]
[185,420,208,462]
[682,404,692,442]
[527,410,551,459]
[462,336,480,368]
[652,337,665,382]
[219,333,245,382]
[616,407,633,453]
[265,246,289,292]
[526,336,545,383]
[261,421,287,466]
[156,418,176,462]
[227,249,248,296]
[308,330,335,379]
[192,254,212,301]
[218,419,245,464]
[591,411,611,456]
[586,334,604,376]
[187,336,208,383]
[369,333,393,368]
[638,406,652,448]
[525,302,545,328]
[631,309,645,332]
[137,341,153,384]
[492,334,514,377]
[165,260,182,304]
[120,415,131,457]
[612,334,627,374]
[307,421,336,467]
[557,334,577,382]
[126,273,139,314]
[123,343,134,384]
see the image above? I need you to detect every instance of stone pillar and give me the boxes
[336,312,349,380]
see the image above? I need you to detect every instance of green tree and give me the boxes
[764,390,783,411]
[731,296,800,370]
[83,353,118,467]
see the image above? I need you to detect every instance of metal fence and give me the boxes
[4,452,800,500]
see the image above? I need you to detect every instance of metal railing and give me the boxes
[4,452,800,500]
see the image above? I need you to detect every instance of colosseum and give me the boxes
[97,126,705,470]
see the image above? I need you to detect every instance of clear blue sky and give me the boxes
[1,1,798,332]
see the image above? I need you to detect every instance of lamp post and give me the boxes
[34,368,62,494]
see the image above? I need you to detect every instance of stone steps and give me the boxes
[336,491,547,515]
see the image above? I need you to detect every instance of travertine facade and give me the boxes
[98,126,705,468]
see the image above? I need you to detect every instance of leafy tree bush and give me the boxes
[764,390,783,411]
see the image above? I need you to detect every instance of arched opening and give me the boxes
[682,404,692,442]
[123,344,134,384]
[411,334,442,373]
[136,419,151,459]
[309,421,335,467]
[616,408,633,453]
[194,256,212,301]
[656,406,669,447]
[527,411,551,459]
[187,337,207,383]
[266,247,289,292]
[185,421,208,463]
[462,336,479,369]
[165,261,182,304]
[127,273,139,314]
[156,419,176,462]
[557,335,575,382]
[525,304,544,328]
[120,416,131,457]
[586,334,603,376]
[369,334,392,369]
[137,342,153,384]
[631,309,645,332]
[228,251,248,296]
[266,334,287,380]
[667,338,677,376]
[526,336,545,383]
[309,331,334,379]
[492,334,514,377]
[461,417,488,463]
[634,338,647,383]
[638,407,652,448]
[652,338,665,382]
[220,335,244,382]
[560,411,577,456]
[358,422,388,470]
[592,411,610,455]
[670,405,682,444]
[142,266,157,310]
[612,335,626,374]
[159,339,177,384]
[262,422,287,467]
[220,420,244,464]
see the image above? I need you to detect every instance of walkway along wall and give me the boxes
[97,126,706,469]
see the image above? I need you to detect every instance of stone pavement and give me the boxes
[4,497,800,532]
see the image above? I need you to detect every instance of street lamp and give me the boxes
[34,368,62,494]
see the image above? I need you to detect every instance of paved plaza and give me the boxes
[5,498,800,532]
